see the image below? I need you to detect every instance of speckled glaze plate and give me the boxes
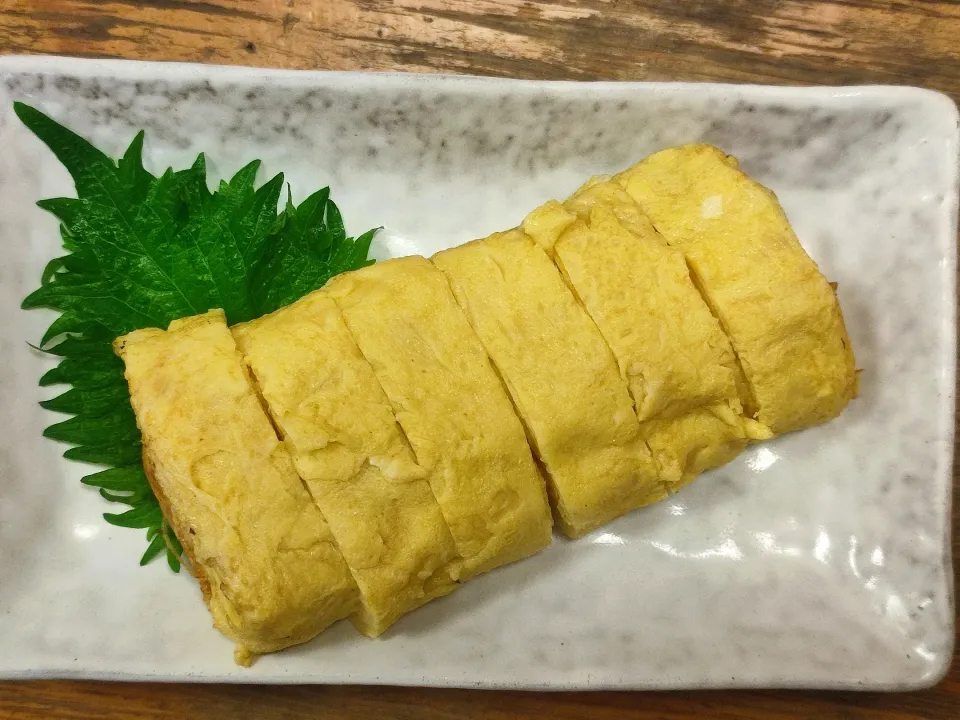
[0,56,956,690]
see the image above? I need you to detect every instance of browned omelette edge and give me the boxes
[140,448,210,601]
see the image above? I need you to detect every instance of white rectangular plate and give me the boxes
[0,56,956,690]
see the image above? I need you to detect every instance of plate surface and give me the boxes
[0,56,956,690]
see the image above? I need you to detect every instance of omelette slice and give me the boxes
[615,144,857,435]
[114,310,358,665]
[433,231,666,537]
[530,185,740,421]
[232,290,462,638]
[325,257,552,579]
[523,189,758,489]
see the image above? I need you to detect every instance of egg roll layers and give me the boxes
[114,144,856,664]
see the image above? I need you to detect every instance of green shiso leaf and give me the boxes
[16,101,377,571]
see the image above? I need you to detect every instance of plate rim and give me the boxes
[0,53,958,116]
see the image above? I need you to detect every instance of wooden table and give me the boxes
[1,1,958,718]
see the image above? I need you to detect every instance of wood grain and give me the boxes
[1,0,959,102]
[1,1,959,719]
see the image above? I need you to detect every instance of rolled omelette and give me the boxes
[232,290,462,637]
[113,310,359,665]
[433,230,666,537]
[615,144,858,435]
[107,144,859,664]
[325,256,553,579]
